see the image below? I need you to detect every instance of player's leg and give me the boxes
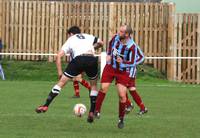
[0,64,5,80]
[125,93,134,114]
[128,78,147,115]
[72,80,80,98]
[76,73,91,91]
[83,56,99,123]
[87,78,98,122]
[35,75,70,113]
[36,58,80,113]
[95,82,111,118]
[94,64,114,118]
[115,71,131,128]
[80,79,91,91]
[116,83,127,129]
[72,74,82,98]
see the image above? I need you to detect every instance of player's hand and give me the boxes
[106,55,111,62]
[116,56,122,63]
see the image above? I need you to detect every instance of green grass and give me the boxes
[0,81,200,138]
[1,60,167,82]
[0,60,200,138]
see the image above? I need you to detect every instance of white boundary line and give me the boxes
[0,52,102,57]
[1,52,200,59]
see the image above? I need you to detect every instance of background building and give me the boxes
[163,0,200,13]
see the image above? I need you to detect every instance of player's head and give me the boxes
[118,25,133,40]
[67,26,81,37]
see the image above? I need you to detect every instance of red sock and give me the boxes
[119,102,126,119]
[130,90,145,110]
[95,90,106,113]
[80,79,91,91]
[73,81,80,96]
[126,93,132,107]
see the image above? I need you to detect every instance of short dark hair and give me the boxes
[67,26,81,34]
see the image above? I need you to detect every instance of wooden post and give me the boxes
[177,14,182,82]
[173,10,178,82]
[108,2,116,41]
[0,0,3,39]
[197,14,200,84]
[48,2,55,62]
[167,3,176,81]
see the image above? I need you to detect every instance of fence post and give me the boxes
[167,3,176,81]
[0,0,2,39]
[48,2,55,62]
[108,2,116,41]
[197,14,200,84]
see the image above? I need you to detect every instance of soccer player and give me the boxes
[125,45,148,115]
[72,73,91,98]
[35,26,103,123]
[94,25,137,129]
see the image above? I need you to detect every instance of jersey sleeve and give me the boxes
[136,46,145,65]
[61,39,71,55]
[107,35,117,55]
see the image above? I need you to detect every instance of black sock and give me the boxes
[89,96,97,113]
[44,92,58,107]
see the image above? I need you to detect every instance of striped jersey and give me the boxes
[128,42,145,78]
[107,35,137,71]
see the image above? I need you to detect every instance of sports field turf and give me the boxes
[0,80,200,138]
[0,60,200,138]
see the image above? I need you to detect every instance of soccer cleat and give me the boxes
[117,119,124,129]
[94,111,100,119]
[72,95,80,98]
[138,107,148,115]
[87,112,94,123]
[35,105,48,113]
[125,103,134,114]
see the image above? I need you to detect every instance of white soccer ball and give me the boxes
[73,103,87,117]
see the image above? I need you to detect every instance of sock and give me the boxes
[44,85,61,107]
[95,90,106,113]
[119,102,126,119]
[80,79,91,91]
[89,96,97,113]
[73,81,80,96]
[130,90,145,110]
[125,93,132,107]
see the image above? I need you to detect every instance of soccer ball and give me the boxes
[73,103,87,117]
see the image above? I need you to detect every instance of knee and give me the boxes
[119,95,126,103]
[129,87,136,91]
[101,86,109,93]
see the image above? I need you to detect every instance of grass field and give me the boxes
[0,61,200,138]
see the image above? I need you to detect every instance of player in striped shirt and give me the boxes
[94,25,137,129]
[125,43,148,115]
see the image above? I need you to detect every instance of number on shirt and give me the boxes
[76,34,85,39]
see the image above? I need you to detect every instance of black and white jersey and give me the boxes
[61,33,100,59]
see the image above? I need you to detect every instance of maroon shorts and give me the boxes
[101,64,130,86]
[127,78,136,88]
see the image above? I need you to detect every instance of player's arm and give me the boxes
[117,45,137,67]
[107,35,117,55]
[57,39,70,79]
[136,46,145,65]
[106,35,118,63]
[56,50,65,79]
[93,38,104,50]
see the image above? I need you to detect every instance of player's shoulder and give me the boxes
[125,39,138,51]
[81,33,95,38]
